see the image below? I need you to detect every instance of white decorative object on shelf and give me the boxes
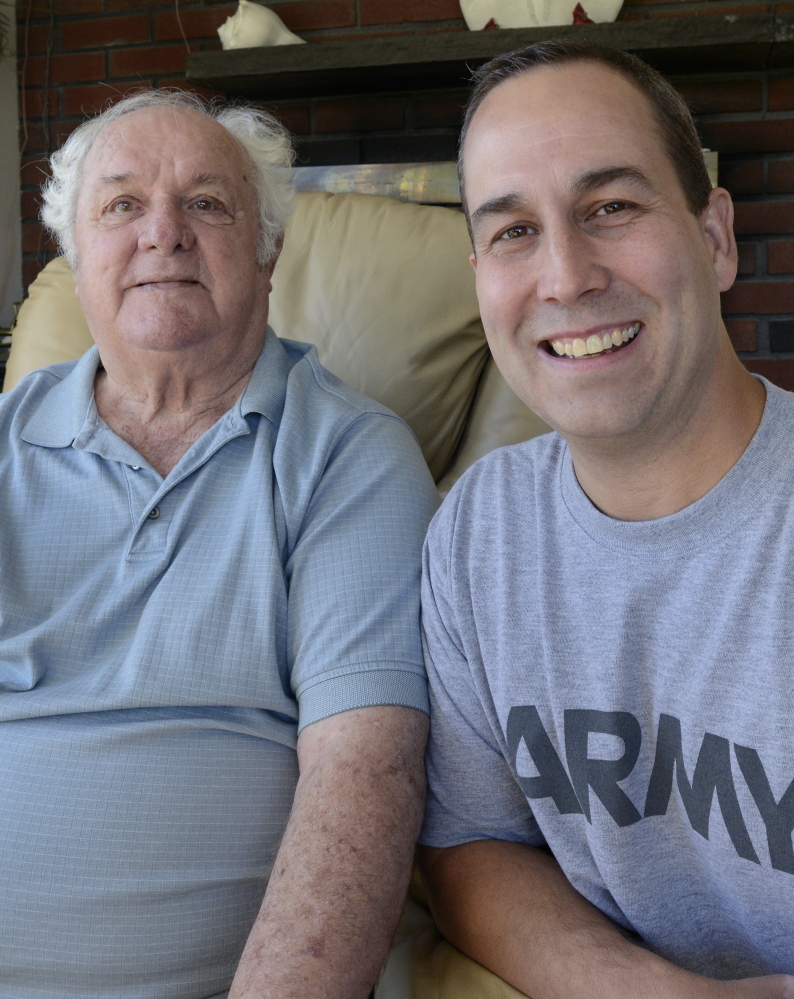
[218,0,306,49]
[461,0,623,29]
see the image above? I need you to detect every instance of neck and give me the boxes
[567,343,766,522]
[93,327,267,477]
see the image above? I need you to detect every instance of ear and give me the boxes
[469,250,477,272]
[701,187,737,293]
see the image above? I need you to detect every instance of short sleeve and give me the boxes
[419,502,544,848]
[287,413,439,731]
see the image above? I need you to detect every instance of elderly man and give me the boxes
[0,91,437,998]
[418,42,794,999]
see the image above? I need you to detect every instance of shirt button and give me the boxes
[148,507,160,520]
[131,465,141,471]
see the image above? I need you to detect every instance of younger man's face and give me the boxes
[463,61,737,445]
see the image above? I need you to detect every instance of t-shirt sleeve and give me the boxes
[419,498,545,848]
[288,413,439,731]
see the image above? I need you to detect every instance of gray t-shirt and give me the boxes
[421,377,794,980]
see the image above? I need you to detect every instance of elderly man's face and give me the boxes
[73,106,273,357]
[464,61,736,444]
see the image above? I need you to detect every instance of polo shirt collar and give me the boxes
[238,326,298,429]
[21,345,102,448]
[21,327,296,449]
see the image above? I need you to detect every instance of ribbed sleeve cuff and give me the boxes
[297,666,429,732]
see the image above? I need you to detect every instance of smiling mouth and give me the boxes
[544,322,641,359]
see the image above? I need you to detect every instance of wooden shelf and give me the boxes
[187,11,794,102]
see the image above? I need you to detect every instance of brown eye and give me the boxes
[598,202,626,215]
[502,226,526,239]
[113,200,134,212]
[192,199,215,211]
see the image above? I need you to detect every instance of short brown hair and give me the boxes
[459,41,712,220]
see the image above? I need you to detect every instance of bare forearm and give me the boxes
[419,839,739,999]
[229,706,429,999]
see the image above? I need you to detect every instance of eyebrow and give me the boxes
[97,172,233,186]
[572,165,658,197]
[469,165,658,232]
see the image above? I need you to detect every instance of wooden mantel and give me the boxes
[187,11,794,101]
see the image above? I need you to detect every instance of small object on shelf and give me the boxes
[218,0,306,49]
[573,3,594,24]
[461,0,622,29]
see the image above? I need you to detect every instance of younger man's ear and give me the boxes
[702,187,737,293]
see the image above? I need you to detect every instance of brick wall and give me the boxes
[14,0,794,385]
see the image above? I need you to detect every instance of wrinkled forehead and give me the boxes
[80,106,251,194]
[462,62,666,205]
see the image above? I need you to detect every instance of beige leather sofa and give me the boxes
[4,191,546,999]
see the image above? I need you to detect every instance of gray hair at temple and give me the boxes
[40,89,295,269]
[458,41,712,224]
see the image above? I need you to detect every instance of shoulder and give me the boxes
[427,430,565,553]
[0,360,78,432]
[274,338,438,525]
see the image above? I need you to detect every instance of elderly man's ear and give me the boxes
[702,186,738,293]
[262,237,284,281]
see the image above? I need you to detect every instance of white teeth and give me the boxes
[586,334,603,354]
[551,323,641,359]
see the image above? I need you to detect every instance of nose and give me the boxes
[138,199,195,254]
[534,223,609,305]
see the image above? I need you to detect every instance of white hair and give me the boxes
[40,89,295,268]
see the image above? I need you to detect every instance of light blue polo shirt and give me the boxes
[0,329,438,999]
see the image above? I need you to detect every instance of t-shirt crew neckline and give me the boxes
[559,376,786,560]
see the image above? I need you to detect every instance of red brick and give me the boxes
[21,51,105,87]
[718,159,763,195]
[737,241,755,274]
[743,359,794,389]
[769,242,794,274]
[19,157,49,187]
[769,161,794,193]
[155,7,236,42]
[769,78,794,112]
[20,190,43,222]
[360,0,463,25]
[110,45,186,78]
[17,23,52,55]
[266,105,311,136]
[156,78,216,100]
[52,0,102,12]
[412,96,465,130]
[61,15,150,50]
[314,98,405,133]
[62,82,150,117]
[733,201,794,235]
[675,80,761,114]
[725,319,756,351]
[20,87,58,120]
[270,0,356,31]
[721,280,794,314]
[22,222,56,254]
[22,258,43,288]
[700,120,794,154]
